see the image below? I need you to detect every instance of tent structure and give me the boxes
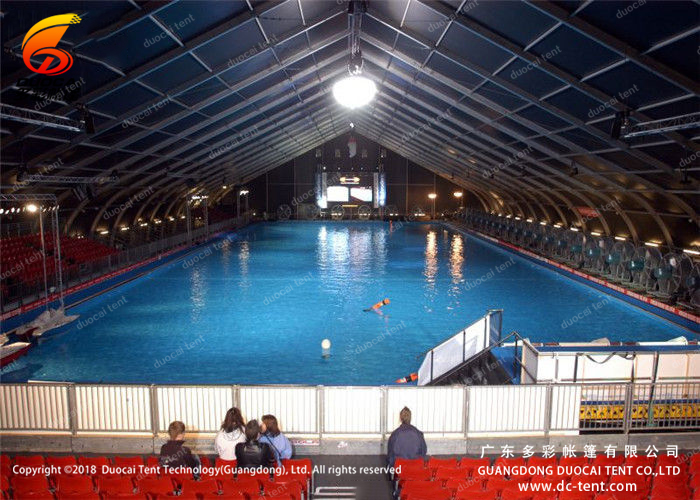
[1,0,698,247]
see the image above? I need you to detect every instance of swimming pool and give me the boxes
[2,222,692,385]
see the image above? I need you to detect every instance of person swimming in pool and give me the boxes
[364,298,390,313]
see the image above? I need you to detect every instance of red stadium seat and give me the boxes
[79,455,111,473]
[220,478,261,498]
[434,467,464,483]
[592,455,624,467]
[458,457,490,476]
[113,456,144,468]
[55,474,95,495]
[446,476,485,494]
[559,492,594,500]
[11,475,50,496]
[102,495,148,500]
[214,458,237,477]
[0,475,9,498]
[265,480,303,499]
[55,492,101,500]
[14,455,46,470]
[404,491,452,500]
[528,456,557,469]
[428,457,459,470]
[559,456,589,468]
[454,490,497,500]
[485,475,516,493]
[180,478,220,496]
[47,456,78,472]
[400,479,445,496]
[501,487,533,500]
[98,476,136,496]
[137,476,175,497]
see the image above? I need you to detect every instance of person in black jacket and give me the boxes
[235,419,277,472]
[386,407,427,467]
[159,420,200,477]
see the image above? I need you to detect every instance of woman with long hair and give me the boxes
[215,407,246,460]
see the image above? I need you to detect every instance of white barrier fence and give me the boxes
[1,382,698,437]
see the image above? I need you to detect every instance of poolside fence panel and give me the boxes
[0,383,70,431]
[549,384,582,432]
[156,386,231,433]
[1,382,699,436]
[468,385,548,433]
[322,387,381,434]
[239,386,318,434]
[386,386,464,435]
[75,385,151,432]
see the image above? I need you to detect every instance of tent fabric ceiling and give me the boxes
[0,0,698,245]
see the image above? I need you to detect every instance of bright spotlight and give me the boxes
[428,193,437,200]
[453,191,463,198]
[26,204,38,213]
[333,76,377,109]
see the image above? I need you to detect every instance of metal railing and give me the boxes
[0,217,247,314]
[1,381,698,436]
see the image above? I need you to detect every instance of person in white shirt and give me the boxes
[215,407,246,461]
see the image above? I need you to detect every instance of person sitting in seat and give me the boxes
[159,420,200,477]
[235,420,276,471]
[215,407,247,461]
[386,407,427,467]
[259,414,292,466]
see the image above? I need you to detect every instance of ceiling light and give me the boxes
[428,193,437,199]
[570,227,579,232]
[99,230,108,235]
[590,231,601,236]
[614,236,627,241]
[644,241,659,247]
[540,221,547,225]
[453,191,463,198]
[683,248,700,256]
[26,204,38,213]
[333,76,376,109]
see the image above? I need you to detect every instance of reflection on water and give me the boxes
[424,230,438,287]
[238,239,250,290]
[189,267,206,322]
[450,234,464,283]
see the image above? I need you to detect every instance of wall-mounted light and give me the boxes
[614,236,627,241]
[683,248,700,256]
[570,227,579,232]
[453,192,463,198]
[26,204,38,213]
[428,193,437,200]
[644,241,660,247]
[590,231,601,236]
[539,221,547,225]
[99,230,108,235]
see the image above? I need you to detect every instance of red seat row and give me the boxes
[1,455,312,500]
[394,453,700,500]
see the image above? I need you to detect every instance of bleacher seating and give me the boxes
[0,454,312,499]
[0,233,118,299]
[392,452,700,500]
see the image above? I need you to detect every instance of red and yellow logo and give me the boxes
[22,14,81,75]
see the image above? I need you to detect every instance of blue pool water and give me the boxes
[3,222,692,385]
